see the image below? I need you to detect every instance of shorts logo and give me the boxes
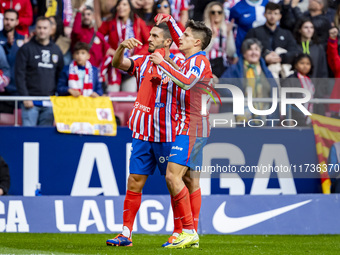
[171,146,183,151]
[159,156,165,163]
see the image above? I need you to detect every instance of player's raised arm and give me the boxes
[150,52,202,90]
[154,14,183,48]
[112,38,143,71]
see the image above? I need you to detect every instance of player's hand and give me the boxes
[90,92,99,98]
[154,14,171,25]
[150,52,164,65]
[68,88,81,97]
[120,38,143,50]
[265,51,281,64]
[329,27,338,40]
[23,100,34,108]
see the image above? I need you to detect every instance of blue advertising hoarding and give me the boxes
[0,127,321,196]
[0,195,338,234]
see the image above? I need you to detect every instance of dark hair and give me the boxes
[84,5,94,12]
[241,38,263,55]
[111,0,136,23]
[154,23,172,40]
[4,9,19,19]
[48,16,65,42]
[293,17,318,44]
[73,42,90,53]
[185,20,212,50]
[36,16,52,24]
[292,53,313,76]
[152,0,171,18]
[265,2,281,12]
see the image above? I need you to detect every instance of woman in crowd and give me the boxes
[281,53,315,126]
[219,38,278,124]
[48,15,72,65]
[203,1,236,78]
[293,17,328,78]
[98,0,149,92]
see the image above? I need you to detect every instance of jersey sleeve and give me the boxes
[158,57,205,90]
[128,55,145,76]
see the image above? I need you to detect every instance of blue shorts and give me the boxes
[168,135,208,170]
[129,138,173,175]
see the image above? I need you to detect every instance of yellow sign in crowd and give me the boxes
[50,96,117,136]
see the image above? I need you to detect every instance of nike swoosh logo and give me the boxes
[173,239,185,245]
[212,200,312,233]
[244,14,251,18]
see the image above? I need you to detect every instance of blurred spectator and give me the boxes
[334,4,340,31]
[154,0,184,56]
[71,5,111,69]
[327,27,340,117]
[203,1,236,77]
[245,2,299,78]
[57,42,103,97]
[293,17,328,78]
[0,9,25,96]
[281,0,331,46]
[93,0,118,28]
[98,0,149,92]
[223,0,240,21]
[139,0,155,29]
[191,0,218,21]
[230,0,268,55]
[0,0,33,36]
[0,45,11,98]
[37,0,63,20]
[48,16,71,65]
[0,155,10,196]
[15,16,64,126]
[281,53,315,126]
[169,0,189,25]
[219,38,278,123]
[328,142,340,193]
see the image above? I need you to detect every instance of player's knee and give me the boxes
[127,175,144,192]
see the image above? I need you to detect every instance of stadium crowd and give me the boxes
[0,0,340,126]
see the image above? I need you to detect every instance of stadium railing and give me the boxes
[0,96,340,126]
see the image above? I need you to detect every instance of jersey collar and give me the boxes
[187,51,206,60]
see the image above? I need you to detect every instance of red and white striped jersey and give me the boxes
[207,30,227,63]
[158,52,213,137]
[127,54,182,142]
[170,0,188,23]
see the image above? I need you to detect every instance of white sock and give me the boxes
[172,232,180,237]
[182,229,195,234]
[122,226,131,238]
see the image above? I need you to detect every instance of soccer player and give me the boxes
[105,23,183,247]
[150,14,213,248]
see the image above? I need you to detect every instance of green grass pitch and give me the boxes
[0,233,340,255]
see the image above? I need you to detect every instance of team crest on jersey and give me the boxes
[190,66,201,77]
[17,40,24,47]
[52,54,59,63]
[161,73,170,84]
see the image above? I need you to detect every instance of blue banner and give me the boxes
[0,195,338,234]
[0,127,321,196]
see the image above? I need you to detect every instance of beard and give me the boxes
[148,43,164,53]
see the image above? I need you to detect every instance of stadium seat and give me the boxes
[0,110,22,126]
[109,92,137,126]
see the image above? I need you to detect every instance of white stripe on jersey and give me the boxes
[140,112,145,137]
[129,108,135,130]
[133,110,140,134]
[148,114,152,140]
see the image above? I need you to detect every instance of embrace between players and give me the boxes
[106,13,213,249]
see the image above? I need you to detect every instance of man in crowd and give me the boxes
[245,2,299,68]
[15,16,64,126]
[71,5,112,69]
